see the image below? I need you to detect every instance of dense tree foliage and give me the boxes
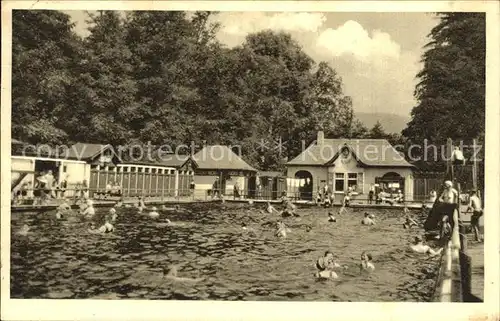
[13,11,484,173]
[12,10,371,170]
[403,13,485,153]
[12,10,83,144]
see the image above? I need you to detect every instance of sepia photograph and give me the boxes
[1,1,499,320]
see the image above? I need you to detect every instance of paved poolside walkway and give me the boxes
[467,241,484,301]
[458,210,484,302]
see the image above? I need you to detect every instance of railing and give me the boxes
[11,187,210,207]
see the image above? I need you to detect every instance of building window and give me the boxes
[63,165,67,172]
[334,173,345,192]
[347,173,358,191]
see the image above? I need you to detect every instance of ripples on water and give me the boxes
[10,204,439,301]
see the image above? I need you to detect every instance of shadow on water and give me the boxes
[10,204,440,301]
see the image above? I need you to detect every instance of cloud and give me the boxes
[211,12,420,117]
[316,20,401,61]
[212,12,327,47]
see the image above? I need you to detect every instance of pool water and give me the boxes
[10,203,440,301]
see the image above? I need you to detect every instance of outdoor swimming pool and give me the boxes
[10,203,440,301]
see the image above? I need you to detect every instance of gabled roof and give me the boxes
[191,145,257,172]
[67,143,114,161]
[287,139,413,168]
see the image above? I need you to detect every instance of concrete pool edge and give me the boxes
[433,209,463,302]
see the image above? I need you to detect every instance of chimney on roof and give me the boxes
[317,131,324,146]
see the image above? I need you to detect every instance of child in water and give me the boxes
[361,212,375,225]
[88,220,114,234]
[315,251,341,279]
[56,201,72,219]
[109,207,118,222]
[80,199,95,217]
[149,206,160,219]
[275,220,290,238]
[266,202,278,214]
[360,251,375,271]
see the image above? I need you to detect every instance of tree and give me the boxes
[68,11,139,146]
[123,11,220,146]
[368,121,387,139]
[304,62,355,138]
[12,10,83,144]
[403,13,485,148]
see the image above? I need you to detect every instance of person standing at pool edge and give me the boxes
[467,190,483,242]
[368,184,375,204]
[438,180,459,230]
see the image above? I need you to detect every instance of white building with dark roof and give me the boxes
[286,131,415,201]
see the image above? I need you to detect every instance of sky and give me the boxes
[65,11,438,119]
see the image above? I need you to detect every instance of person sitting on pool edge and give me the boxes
[88,220,114,234]
[410,236,443,257]
[315,251,341,279]
[328,212,337,222]
[360,251,375,271]
[361,212,375,225]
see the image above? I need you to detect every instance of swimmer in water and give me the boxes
[305,224,312,232]
[149,207,160,219]
[410,236,443,257]
[88,220,114,234]
[17,224,30,236]
[266,202,278,214]
[161,204,181,211]
[328,212,337,222]
[361,212,375,225]
[115,199,123,208]
[360,251,375,271]
[403,213,418,229]
[275,220,289,238]
[163,266,203,283]
[109,207,118,222]
[81,199,96,217]
[315,251,340,279]
[56,201,72,219]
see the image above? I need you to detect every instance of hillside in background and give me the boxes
[355,112,410,134]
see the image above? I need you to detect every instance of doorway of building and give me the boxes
[294,170,313,200]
